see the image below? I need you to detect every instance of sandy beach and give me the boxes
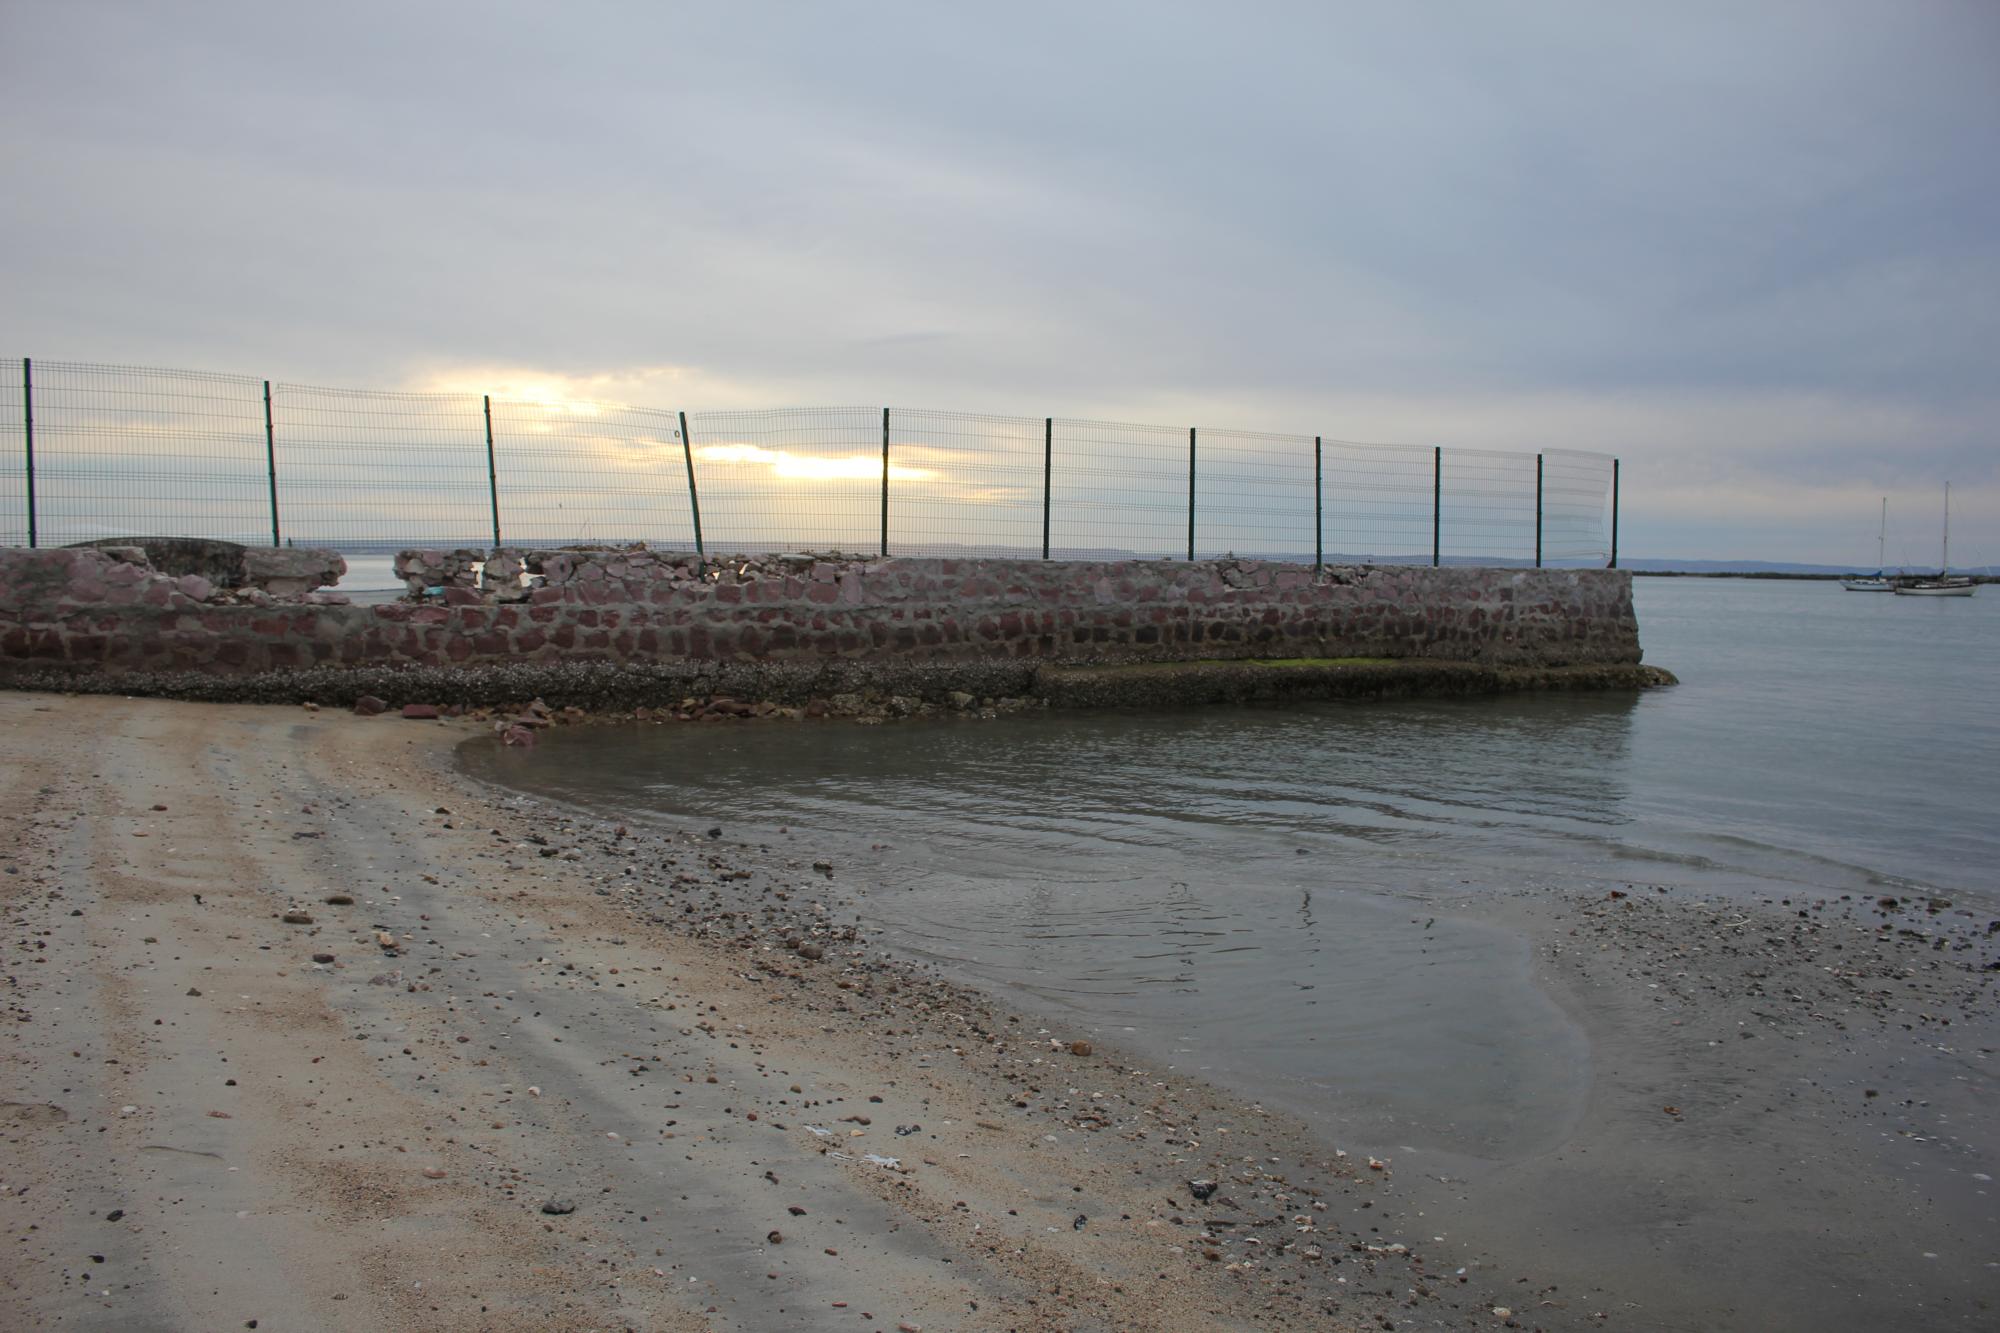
[4,694,1995,1332]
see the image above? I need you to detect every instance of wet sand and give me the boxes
[3,696,1996,1331]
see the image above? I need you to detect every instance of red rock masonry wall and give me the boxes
[0,547,1641,676]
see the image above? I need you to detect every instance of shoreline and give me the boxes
[2,694,1560,1332]
[471,708,2000,1332]
[4,695,1993,1331]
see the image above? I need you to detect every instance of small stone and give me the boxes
[1187,1179,1217,1201]
[1069,1040,1092,1057]
[185,988,202,997]
[105,1209,124,1222]
[798,944,824,961]
[400,704,441,720]
[281,908,313,925]
[541,1199,576,1215]
[766,1229,783,1244]
[311,952,335,964]
[422,1168,447,1179]
[324,893,354,905]
[352,696,387,716]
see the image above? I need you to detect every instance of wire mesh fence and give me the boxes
[887,408,1045,558]
[1194,428,1317,561]
[1440,446,1540,565]
[1542,450,1619,563]
[21,360,273,547]
[0,358,1620,569]
[1048,417,1191,560]
[1321,438,1440,563]
[489,398,698,551]
[272,383,494,549]
[684,406,886,556]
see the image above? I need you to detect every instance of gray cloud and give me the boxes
[2,0,1995,562]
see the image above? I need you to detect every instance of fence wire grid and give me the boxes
[1,358,1620,569]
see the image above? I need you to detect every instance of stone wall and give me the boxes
[1,546,1640,693]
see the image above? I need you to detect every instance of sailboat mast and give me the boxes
[1942,483,1950,573]
[1878,497,1886,569]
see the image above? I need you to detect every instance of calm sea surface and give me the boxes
[464,578,1999,1158]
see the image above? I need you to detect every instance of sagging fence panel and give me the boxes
[3,357,1619,567]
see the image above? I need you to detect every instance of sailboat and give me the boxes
[1841,497,1894,590]
[1893,483,1977,596]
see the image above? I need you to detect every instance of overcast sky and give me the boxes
[3,1,1995,564]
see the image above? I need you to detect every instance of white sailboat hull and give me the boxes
[1888,487,1978,596]
[1841,579,1893,591]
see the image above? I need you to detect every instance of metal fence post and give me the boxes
[678,410,705,558]
[1432,445,1442,568]
[21,358,35,548]
[1610,458,1620,569]
[1313,435,1323,572]
[1534,452,1543,569]
[1187,426,1197,560]
[880,407,890,558]
[263,381,280,546]
[482,395,502,547]
[1042,417,1053,560]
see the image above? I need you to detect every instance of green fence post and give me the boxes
[1187,426,1197,560]
[263,381,280,546]
[482,396,502,547]
[678,410,705,558]
[21,358,35,548]
[1534,453,1543,568]
[1042,417,1053,560]
[1432,446,1442,567]
[1314,435,1323,572]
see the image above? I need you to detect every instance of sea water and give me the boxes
[463,578,1999,1155]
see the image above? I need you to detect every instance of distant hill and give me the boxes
[1623,558,2000,577]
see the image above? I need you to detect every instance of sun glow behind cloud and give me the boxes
[695,443,933,484]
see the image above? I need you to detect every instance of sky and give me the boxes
[2,1,1996,565]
